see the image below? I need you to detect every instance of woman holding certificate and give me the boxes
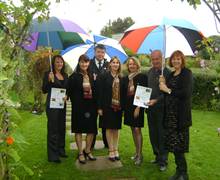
[97,56,124,161]
[68,54,97,164]
[42,55,68,163]
[122,57,147,165]
[159,50,193,180]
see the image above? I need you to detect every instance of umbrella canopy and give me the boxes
[23,16,87,51]
[61,34,128,70]
[120,17,205,57]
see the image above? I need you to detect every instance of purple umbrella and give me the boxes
[23,16,87,51]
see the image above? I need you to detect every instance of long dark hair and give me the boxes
[51,55,66,75]
[75,54,91,74]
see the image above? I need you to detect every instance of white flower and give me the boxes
[214,87,220,94]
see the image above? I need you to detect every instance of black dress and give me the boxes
[164,68,193,153]
[42,71,68,161]
[123,73,147,127]
[68,72,97,134]
[97,72,124,129]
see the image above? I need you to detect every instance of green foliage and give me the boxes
[192,70,220,111]
[171,0,201,7]
[0,0,50,179]
[101,17,135,37]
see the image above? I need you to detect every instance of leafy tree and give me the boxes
[101,17,135,37]
[173,0,220,24]
[0,0,50,179]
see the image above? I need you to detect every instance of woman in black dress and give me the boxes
[97,56,124,161]
[42,55,68,163]
[68,54,97,164]
[123,57,147,165]
[159,50,193,180]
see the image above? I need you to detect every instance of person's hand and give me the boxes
[134,107,140,118]
[147,99,157,106]
[159,83,171,94]
[48,72,54,82]
[98,109,103,116]
[159,75,166,84]
[63,96,68,102]
[93,73,97,80]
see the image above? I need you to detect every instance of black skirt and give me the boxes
[71,99,97,134]
[99,107,122,129]
[164,75,189,153]
[124,95,144,127]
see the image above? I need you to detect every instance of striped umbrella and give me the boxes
[120,17,205,58]
[61,34,128,70]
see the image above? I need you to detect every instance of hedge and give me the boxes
[138,66,220,111]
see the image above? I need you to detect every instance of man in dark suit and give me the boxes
[146,50,170,171]
[89,44,109,148]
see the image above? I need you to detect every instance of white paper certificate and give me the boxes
[133,85,152,108]
[50,88,66,109]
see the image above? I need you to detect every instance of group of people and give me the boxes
[42,44,193,180]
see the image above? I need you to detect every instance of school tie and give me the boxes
[98,61,102,70]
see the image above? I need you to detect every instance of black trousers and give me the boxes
[46,108,66,161]
[91,114,108,148]
[147,105,168,165]
[91,128,108,148]
[174,152,187,174]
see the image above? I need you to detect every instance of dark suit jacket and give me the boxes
[42,71,68,108]
[97,72,125,110]
[166,67,193,130]
[89,57,109,77]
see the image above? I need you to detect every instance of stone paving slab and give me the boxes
[75,156,123,171]
[70,140,104,150]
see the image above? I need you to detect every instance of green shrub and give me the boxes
[192,70,220,111]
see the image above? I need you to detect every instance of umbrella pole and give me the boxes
[46,31,53,72]
[46,31,54,82]
[162,24,166,75]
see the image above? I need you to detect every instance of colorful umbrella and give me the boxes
[61,34,128,70]
[23,16,87,51]
[120,17,205,58]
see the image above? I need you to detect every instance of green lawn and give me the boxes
[15,110,220,180]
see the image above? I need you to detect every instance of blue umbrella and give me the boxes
[61,34,128,70]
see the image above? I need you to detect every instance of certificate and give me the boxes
[50,88,66,109]
[133,85,152,108]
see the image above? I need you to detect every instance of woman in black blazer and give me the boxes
[97,56,124,161]
[159,50,193,180]
[123,57,147,165]
[42,55,68,163]
[68,54,97,164]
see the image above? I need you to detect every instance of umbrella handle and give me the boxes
[49,50,54,83]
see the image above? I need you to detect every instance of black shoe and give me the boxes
[78,153,86,164]
[159,165,167,172]
[134,155,143,166]
[60,154,68,158]
[108,157,115,162]
[83,150,96,161]
[49,159,61,163]
[114,156,120,161]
